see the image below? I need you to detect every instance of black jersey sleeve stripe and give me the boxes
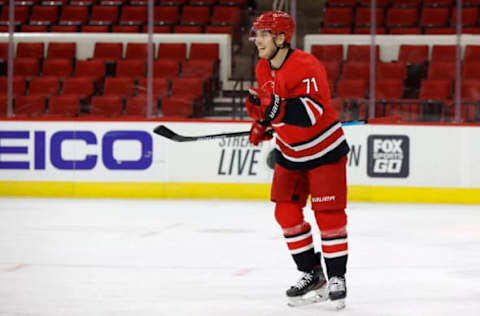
[281,96,324,127]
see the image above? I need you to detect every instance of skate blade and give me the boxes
[287,288,328,307]
[330,298,346,310]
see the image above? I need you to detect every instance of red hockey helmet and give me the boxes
[251,11,295,43]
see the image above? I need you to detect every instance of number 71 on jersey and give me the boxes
[302,77,319,94]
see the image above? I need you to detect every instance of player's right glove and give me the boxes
[249,120,273,146]
[245,94,264,121]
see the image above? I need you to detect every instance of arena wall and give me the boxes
[0,120,479,204]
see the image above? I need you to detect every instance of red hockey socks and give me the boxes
[314,209,348,278]
[275,202,317,272]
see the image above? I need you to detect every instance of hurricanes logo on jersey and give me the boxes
[367,135,410,178]
[261,80,275,94]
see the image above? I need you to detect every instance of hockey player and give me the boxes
[245,11,349,309]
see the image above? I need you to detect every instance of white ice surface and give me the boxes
[0,198,479,316]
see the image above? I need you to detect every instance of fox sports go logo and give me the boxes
[367,135,410,178]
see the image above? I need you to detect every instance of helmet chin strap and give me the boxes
[268,36,284,61]
[269,41,282,60]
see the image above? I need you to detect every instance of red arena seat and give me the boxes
[48,95,80,117]
[47,42,76,60]
[90,95,123,116]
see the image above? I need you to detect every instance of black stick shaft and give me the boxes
[153,116,400,142]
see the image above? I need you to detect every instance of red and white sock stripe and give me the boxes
[321,226,348,259]
[283,222,314,255]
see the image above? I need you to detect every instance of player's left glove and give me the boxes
[246,87,285,124]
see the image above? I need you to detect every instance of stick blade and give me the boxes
[153,125,187,141]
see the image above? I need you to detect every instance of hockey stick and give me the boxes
[153,125,251,142]
[153,115,401,142]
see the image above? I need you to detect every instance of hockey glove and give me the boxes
[246,87,286,124]
[245,94,264,121]
[249,120,273,146]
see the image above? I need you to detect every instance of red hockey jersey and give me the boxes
[255,49,349,170]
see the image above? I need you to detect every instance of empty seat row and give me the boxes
[331,79,480,123]
[324,7,480,28]
[333,97,480,123]
[0,0,246,5]
[325,60,480,82]
[0,75,208,117]
[159,0,247,5]
[4,23,235,35]
[326,0,480,8]
[1,76,206,99]
[0,94,201,118]
[311,44,480,64]
[333,78,480,99]
[0,5,241,32]
[321,26,480,34]
[321,7,480,34]
[5,58,217,81]
[0,42,219,62]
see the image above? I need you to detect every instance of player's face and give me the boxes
[253,30,277,59]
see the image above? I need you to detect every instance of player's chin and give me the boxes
[258,50,270,59]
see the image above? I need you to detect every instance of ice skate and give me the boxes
[328,276,347,310]
[286,267,328,307]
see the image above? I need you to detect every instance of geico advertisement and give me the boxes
[0,121,274,183]
[0,122,165,181]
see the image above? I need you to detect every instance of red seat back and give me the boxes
[181,6,210,25]
[323,8,353,27]
[47,42,76,60]
[137,77,170,98]
[89,6,119,25]
[398,45,428,64]
[15,95,46,116]
[90,96,123,116]
[161,96,194,117]
[311,45,343,63]
[190,43,219,60]
[103,77,135,96]
[42,59,73,77]
[153,59,179,78]
[29,76,60,96]
[419,80,451,99]
[431,45,456,62]
[75,59,106,81]
[17,42,44,59]
[14,58,40,77]
[48,95,80,116]
[116,60,146,78]
[93,42,123,60]
[126,43,148,59]
[377,62,406,81]
[336,79,368,98]
[59,6,88,25]
[62,77,95,97]
[157,43,186,61]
